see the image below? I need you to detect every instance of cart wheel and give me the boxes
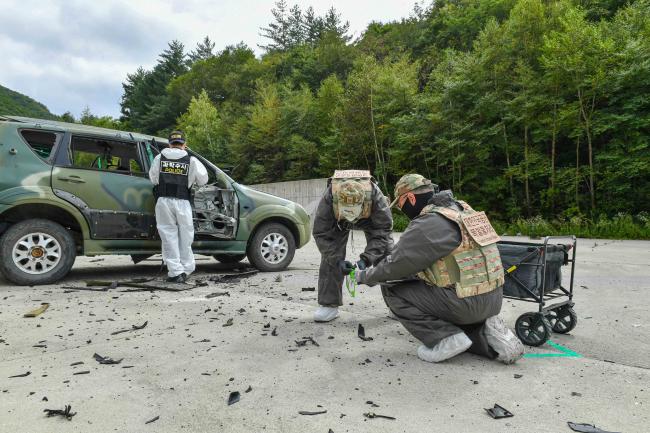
[515,312,552,347]
[549,306,578,334]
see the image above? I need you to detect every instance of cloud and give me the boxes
[0,0,417,118]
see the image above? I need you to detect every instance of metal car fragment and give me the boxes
[44,405,76,420]
[357,324,373,341]
[93,353,123,365]
[485,404,513,419]
[567,422,620,433]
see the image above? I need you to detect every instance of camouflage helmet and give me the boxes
[336,180,366,222]
[390,174,435,208]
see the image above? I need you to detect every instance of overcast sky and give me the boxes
[0,0,419,118]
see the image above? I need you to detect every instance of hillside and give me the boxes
[0,84,56,119]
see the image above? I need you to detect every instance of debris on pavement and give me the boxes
[72,370,90,375]
[301,287,315,292]
[299,410,327,416]
[295,337,319,347]
[93,353,123,365]
[223,318,234,327]
[70,362,84,366]
[44,405,76,420]
[485,404,514,419]
[24,303,49,318]
[228,391,241,405]
[145,415,160,424]
[210,270,258,283]
[567,422,620,433]
[206,291,230,299]
[245,386,252,393]
[271,327,278,336]
[363,412,396,420]
[8,371,31,378]
[358,324,373,341]
[514,374,523,379]
[110,321,148,336]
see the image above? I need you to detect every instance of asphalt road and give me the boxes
[1,235,648,433]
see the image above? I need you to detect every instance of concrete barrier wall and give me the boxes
[249,178,328,215]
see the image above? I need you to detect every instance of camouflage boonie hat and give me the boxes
[390,174,434,207]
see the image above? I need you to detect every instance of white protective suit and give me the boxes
[149,148,209,277]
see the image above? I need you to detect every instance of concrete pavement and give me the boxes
[1,235,648,432]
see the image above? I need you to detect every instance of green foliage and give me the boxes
[0,85,56,119]
[177,90,225,164]
[117,0,650,238]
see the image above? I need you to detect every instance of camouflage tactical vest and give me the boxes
[417,201,504,298]
[331,177,373,222]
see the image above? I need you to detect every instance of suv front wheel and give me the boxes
[0,219,76,286]
[247,222,296,271]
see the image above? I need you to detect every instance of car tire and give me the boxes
[0,219,76,286]
[213,254,246,264]
[247,222,295,272]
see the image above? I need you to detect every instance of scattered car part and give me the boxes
[299,410,327,415]
[93,353,123,365]
[111,321,148,335]
[44,405,76,420]
[485,404,513,419]
[363,412,396,420]
[8,371,31,378]
[145,416,160,424]
[206,291,230,298]
[358,324,373,341]
[567,422,620,433]
[24,303,49,317]
[228,391,240,405]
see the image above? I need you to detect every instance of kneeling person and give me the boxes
[313,170,393,322]
[149,131,209,283]
[355,174,524,364]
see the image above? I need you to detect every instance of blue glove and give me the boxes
[356,259,367,270]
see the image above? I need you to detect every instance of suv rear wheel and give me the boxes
[247,222,295,271]
[0,219,76,286]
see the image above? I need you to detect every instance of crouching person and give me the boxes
[313,170,393,322]
[355,174,524,364]
[149,131,208,283]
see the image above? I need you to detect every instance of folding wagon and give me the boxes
[497,236,578,346]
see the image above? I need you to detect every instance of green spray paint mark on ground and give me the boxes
[523,340,582,358]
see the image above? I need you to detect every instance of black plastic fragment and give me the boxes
[8,371,31,378]
[228,391,241,405]
[245,386,252,393]
[299,410,327,415]
[295,337,319,347]
[145,415,160,424]
[111,321,148,335]
[206,291,230,299]
[567,422,620,433]
[301,287,315,292]
[363,412,396,420]
[93,353,123,365]
[73,370,90,375]
[485,404,513,419]
[44,404,76,420]
[271,327,278,336]
[223,318,234,327]
[70,362,84,366]
[358,324,373,341]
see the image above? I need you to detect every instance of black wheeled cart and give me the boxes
[497,236,578,346]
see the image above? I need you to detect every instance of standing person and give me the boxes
[355,174,524,364]
[313,170,393,322]
[149,131,209,283]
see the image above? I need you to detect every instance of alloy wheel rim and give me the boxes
[12,232,62,275]
[260,233,288,264]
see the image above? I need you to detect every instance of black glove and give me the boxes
[337,260,355,275]
[356,259,367,270]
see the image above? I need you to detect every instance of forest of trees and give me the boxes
[85,0,649,233]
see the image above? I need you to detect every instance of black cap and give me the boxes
[168,130,185,144]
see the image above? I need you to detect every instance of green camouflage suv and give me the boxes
[0,116,311,285]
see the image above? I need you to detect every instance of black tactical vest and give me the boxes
[157,153,191,201]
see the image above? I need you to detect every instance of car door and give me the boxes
[51,133,157,240]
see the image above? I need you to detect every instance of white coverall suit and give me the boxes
[149,148,209,278]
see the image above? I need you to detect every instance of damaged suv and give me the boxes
[0,116,311,285]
